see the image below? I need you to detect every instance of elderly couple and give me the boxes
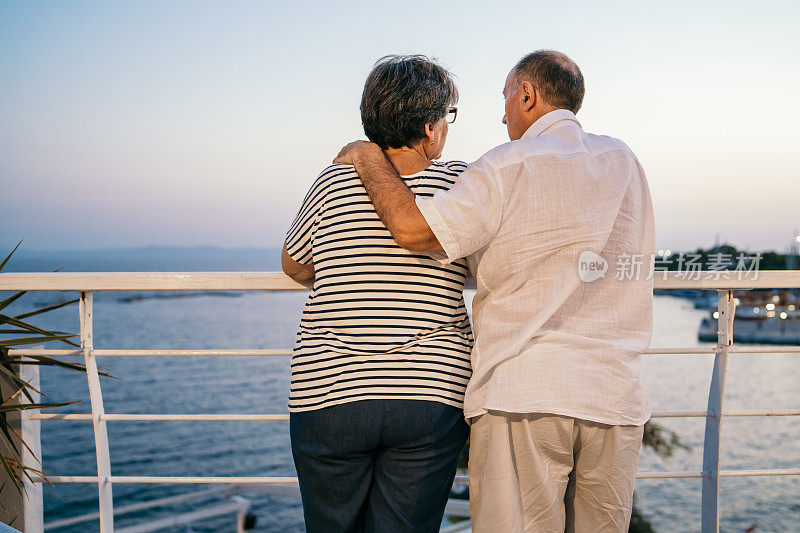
[281,50,655,533]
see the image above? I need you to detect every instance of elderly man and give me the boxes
[335,50,655,532]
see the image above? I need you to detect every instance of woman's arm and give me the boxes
[281,243,314,286]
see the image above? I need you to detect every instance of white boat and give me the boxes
[699,290,800,344]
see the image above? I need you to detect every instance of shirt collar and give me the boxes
[521,109,582,140]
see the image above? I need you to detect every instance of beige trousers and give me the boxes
[468,411,644,533]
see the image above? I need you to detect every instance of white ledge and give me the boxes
[1,270,799,291]
[0,271,308,291]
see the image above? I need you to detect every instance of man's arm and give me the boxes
[281,243,314,287]
[335,141,442,253]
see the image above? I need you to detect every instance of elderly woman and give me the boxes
[281,55,472,533]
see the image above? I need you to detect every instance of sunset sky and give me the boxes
[2,0,799,253]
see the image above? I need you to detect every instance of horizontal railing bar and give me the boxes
[645,347,800,354]
[38,474,705,484]
[7,350,84,357]
[645,348,716,354]
[721,410,800,417]
[646,347,800,355]
[36,468,800,485]
[8,349,293,357]
[45,514,94,530]
[35,476,101,483]
[114,500,250,533]
[43,487,228,529]
[33,410,800,422]
[0,272,308,291]
[636,471,705,479]
[718,469,800,477]
[11,347,800,358]
[93,349,291,357]
[650,410,800,418]
[2,270,800,291]
[728,347,800,354]
[650,411,707,418]
[35,476,299,484]
[32,413,291,421]
[440,521,472,533]
[652,271,800,289]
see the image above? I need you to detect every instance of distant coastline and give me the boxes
[1,245,284,273]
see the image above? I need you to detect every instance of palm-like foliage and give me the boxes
[0,242,113,525]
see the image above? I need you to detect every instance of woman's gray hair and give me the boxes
[360,55,458,150]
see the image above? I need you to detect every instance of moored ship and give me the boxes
[698,290,800,344]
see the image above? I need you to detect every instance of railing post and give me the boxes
[701,289,734,532]
[237,511,245,533]
[0,355,44,531]
[20,361,44,532]
[81,292,115,531]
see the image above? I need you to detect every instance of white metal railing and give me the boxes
[2,270,800,533]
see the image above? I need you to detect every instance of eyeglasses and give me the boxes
[445,107,458,124]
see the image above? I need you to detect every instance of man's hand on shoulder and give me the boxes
[333,140,382,166]
[332,139,442,254]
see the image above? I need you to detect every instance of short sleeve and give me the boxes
[416,157,503,263]
[285,166,335,265]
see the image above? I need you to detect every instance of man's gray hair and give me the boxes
[513,50,584,114]
[360,55,458,150]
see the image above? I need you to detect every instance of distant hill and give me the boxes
[1,245,283,272]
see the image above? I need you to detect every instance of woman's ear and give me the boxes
[424,123,435,145]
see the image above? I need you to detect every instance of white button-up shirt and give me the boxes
[417,109,655,425]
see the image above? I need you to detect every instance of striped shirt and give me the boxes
[285,161,474,412]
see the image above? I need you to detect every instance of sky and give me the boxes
[1,0,799,253]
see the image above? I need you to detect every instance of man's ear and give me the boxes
[521,81,537,112]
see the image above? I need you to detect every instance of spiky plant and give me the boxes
[0,242,113,526]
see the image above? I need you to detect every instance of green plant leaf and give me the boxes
[0,481,8,513]
[11,356,87,373]
[0,291,27,313]
[0,328,72,336]
[0,365,34,404]
[0,241,22,272]
[13,298,79,320]
[0,401,79,413]
[17,460,48,484]
[0,454,38,492]
[2,422,41,470]
[0,452,22,495]
[5,354,116,379]
[0,335,78,347]
[1,313,76,339]
[0,363,29,389]
[0,415,22,456]
[2,376,44,401]
[643,421,691,457]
